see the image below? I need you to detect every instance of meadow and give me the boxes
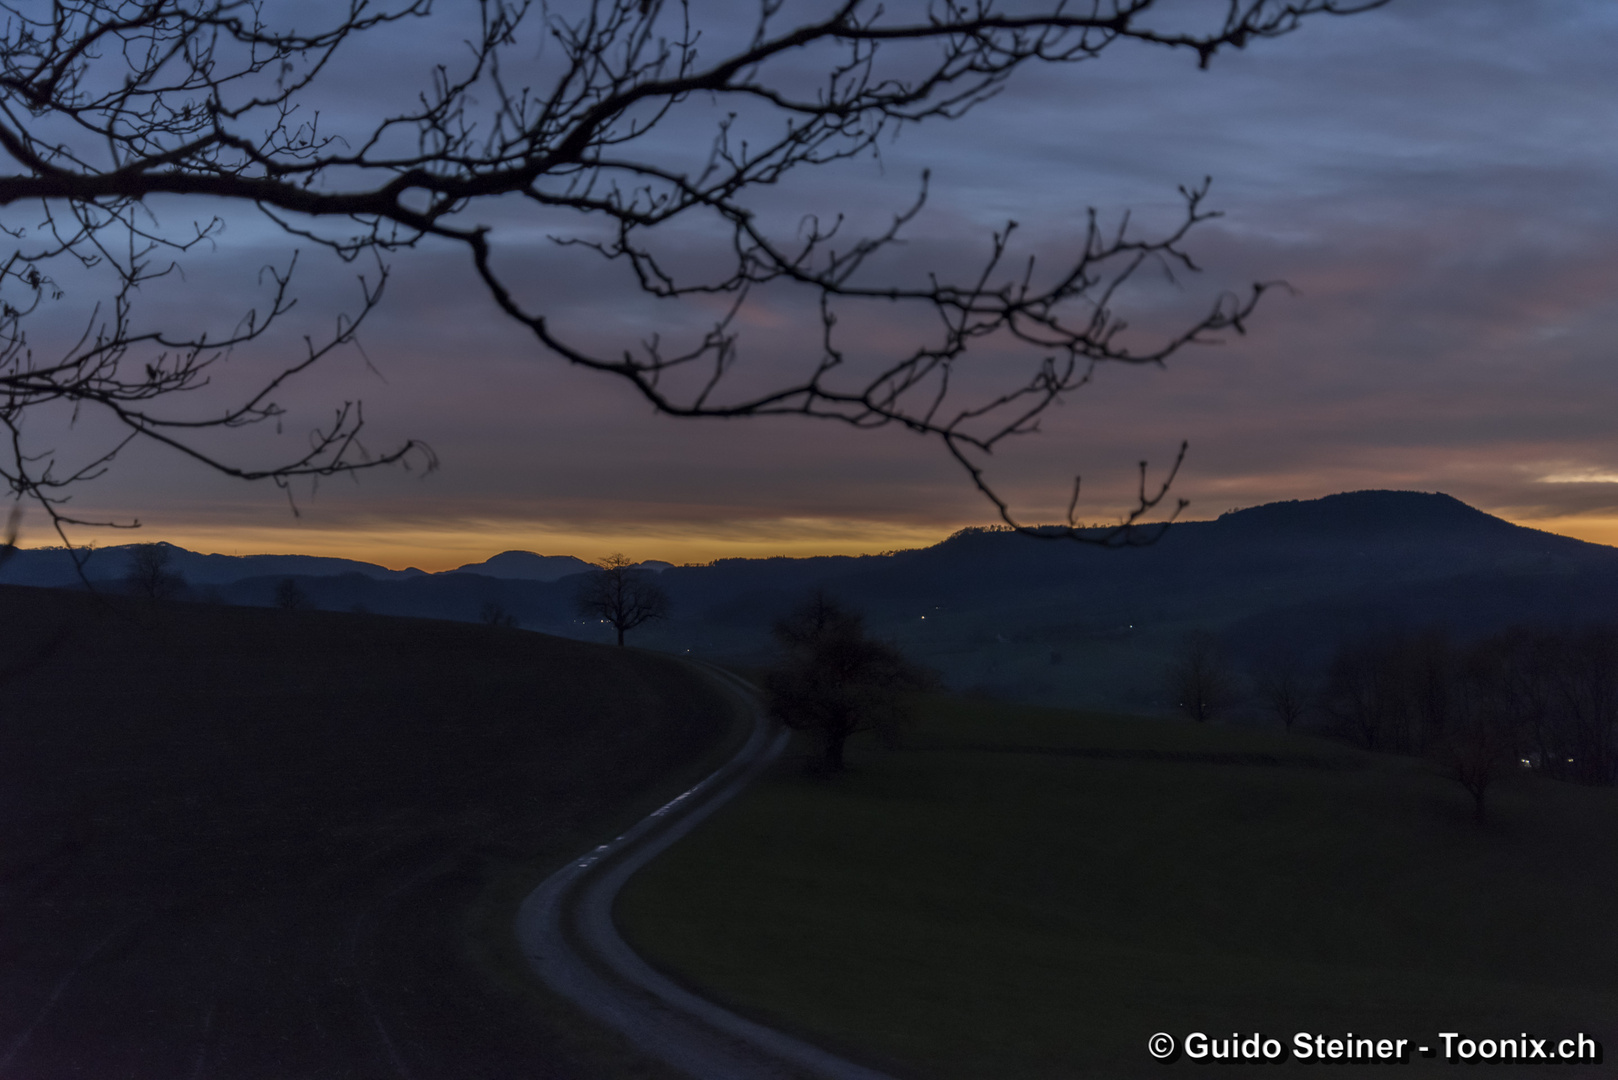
[0,585,745,1079]
[619,697,1618,1079]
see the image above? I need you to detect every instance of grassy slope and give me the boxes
[0,585,744,1080]
[618,697,1618,1079]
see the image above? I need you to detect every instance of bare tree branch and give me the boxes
[0,0,1388,544]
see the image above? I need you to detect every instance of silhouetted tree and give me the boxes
[1321,624,1618,804]
[1552,625,1618,785]
[1430,644,1522,824]
[1405,629,1454,754]
[1477,627,1561,777]
[479,601,518,630]
[1255,651,1308,732]
[273,577,309,611]
[0,1,1384,549]
[765,592,931,773]
[575,554,670,647]
[124,543,184,601]
[1167,630,1237,723]
[0,507,68,677]
[1323,633,1428,752]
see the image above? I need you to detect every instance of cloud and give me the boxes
[1536,471,1618,486]
[22,1,1618,562]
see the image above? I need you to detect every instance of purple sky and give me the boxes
[25,1,1618,568]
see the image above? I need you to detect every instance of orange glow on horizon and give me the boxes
[47,517,970,571]
[20,507,1616,572]
[1501,514,1618,550]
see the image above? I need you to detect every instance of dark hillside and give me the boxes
[212,570,580,628]
[0,585,733,1079]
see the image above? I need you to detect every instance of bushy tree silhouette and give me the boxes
[765,592,930,773]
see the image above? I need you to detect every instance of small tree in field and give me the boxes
[125,543,184,600]
[1168,630,1237,723]
[273,577,309,611]
[765,592,931,773]
[1256,652,1308,732]
[575,554,670,647]
[1432,647,1522,825]
[479,602,518,630]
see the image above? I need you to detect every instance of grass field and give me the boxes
[618,696,1618,1079]
[0,584,744,1079]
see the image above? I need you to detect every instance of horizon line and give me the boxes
[8,492,1618,572]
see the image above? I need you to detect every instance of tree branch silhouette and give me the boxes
[0,0,1386,547]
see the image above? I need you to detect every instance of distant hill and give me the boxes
[1218,489,1514,536]
[10,490,1617,711]
[0,542,429,588]
[444,550,595,581]
[0,543,600,588]
[623,489,1616,709]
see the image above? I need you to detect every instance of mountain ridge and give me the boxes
[6,490,1615,714]
[443,550,595,581]
[2,490,1600,590]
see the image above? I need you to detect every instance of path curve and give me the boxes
[516,664,898,1080]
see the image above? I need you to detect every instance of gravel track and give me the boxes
[516,665,898,1080]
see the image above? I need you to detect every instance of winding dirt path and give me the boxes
[516,665,897,1080]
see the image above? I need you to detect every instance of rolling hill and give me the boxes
[9,490,1617,711]
[0,585,740,1078]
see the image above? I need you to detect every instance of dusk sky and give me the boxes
[23,1,1618,569]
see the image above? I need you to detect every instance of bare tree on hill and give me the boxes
[1323,634,1418,753]
[1484,628,1561,779]
[1255,651,1308,733]
[480,601,519,630]
[1319,626,1618,822]
[1552,626,1618,786]
[0,507,70,677]
[273,577,309,611]
[0,0,1385,553]
[124,543,184,600]
[1431,646,1521,824]
[1168,630,1237,723]
[575,554,670,647]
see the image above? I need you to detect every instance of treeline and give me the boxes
[1173,623,1618,821]
[1322,626,1618,788]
